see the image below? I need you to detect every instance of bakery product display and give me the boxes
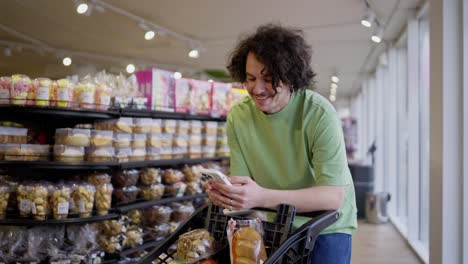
[90,130,113,147]
[86,147,115,162]
[55,128,91,147]
[5,144,50,161]
[54,145,85,162]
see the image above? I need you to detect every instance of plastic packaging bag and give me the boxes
[176,228,216,262]
[227,218,267,264]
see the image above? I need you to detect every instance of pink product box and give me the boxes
[136,69,175,112]
[211,82,232,117]
[174,78,191,113]
[190,79,213,115]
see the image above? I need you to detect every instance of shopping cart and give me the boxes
[136,203,339,264]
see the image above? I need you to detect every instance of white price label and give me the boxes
[58,88,69,101]
[37,86,50,100]
[77,200,86,213]
[82,91,94,104]
[58,202,69,214]
[19,199,31,213]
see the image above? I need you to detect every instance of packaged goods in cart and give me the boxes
[95,183,113,216]
[0,184,10,219]
[33,77,52,106]
[113,186,139,204]
[0,76,11,104]
[144,205,173,226]
[90,130,113,147]
[55,128,91,146]
[54,145,85,162]
[55,79,75,107]
[227,218,267,264]
[11,74,31,105]
[140,184,165,201]
[5,144,50,161]
[70,183,96,217]
[0,127,27,144]
[75,81,96,109]
[176,228,216,262]
[94,82,112,110]
[86,146,115,162]
[50,184,71,220]
[133,118,152,133]
[113,169,140,188]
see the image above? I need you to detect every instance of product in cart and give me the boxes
[227,218,267,264]
[176,228,216,262]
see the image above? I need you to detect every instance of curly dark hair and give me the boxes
[227,24,316,91]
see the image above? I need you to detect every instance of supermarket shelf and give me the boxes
[117,194,208,213]
[119,240,163,257]
[0,213,119,226]
[119,157,230,169]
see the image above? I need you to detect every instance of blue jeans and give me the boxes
[309,233,352,264]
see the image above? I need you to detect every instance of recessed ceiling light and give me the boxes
[188,49,199,59]
[126,64,135,74]
[77,3,89,14]
[145,30,155,40]
[63,57,72,66]
[331,83,338,89]
[174,72,182,79]
[329,95,336,102]
[331,76,339,83]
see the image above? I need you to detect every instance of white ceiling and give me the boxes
[0,0,422,98]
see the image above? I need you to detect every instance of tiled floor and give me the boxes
[351,221,422,264]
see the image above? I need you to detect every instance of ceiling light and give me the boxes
[361,11,375,28]
[77,3,89,14]
[329,95,336,102]
[331,83,338,89]
[208,79,214,82]
[188,49,199,59]
[372,27,384,43]
[174,72,182,79]
[331,76,339,83]
[63,57,72,66]
[144,30,155,40]
[126,64,135,74]
[331,87,337,95]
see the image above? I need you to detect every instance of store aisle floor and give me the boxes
[351,221,422,264]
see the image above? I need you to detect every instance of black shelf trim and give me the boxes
[119,157,229,169]
[117,194,208,213]
[0,213,119,226]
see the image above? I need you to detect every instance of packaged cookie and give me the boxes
[131,133,147,148]
[113,133,132,148]
[95,183,113,216]
[160,133,174,147]
[162,119,178,134]
[90,130,113,147]
[75,81,96,109]
[115,147,132,163]
[171,203,196,223]
[147,133,162,148]
[189,134,202,147]
[190,120,203,134]
[17,183,32,217]
[162,169,184,185]
[130,148,146,161]
[5,144,50,161]
[176,120,190,134]
[133,118,152,133]
[151,119,162,133]
[54,145,85,162]
[0,184,10,219]
[144,205,173,226]
[185,181,203,196]
[202,121,218,134]
[71,183,96,217]
[55,78,75,108]
[33,77,52,106]
[100,219,127,236]
[86,147,115,162]
[139,184,165,201]
[122,227,143,248]
[98,235,122,254]
[164,182,187,198]
[113,186,139,204]
[87,173,111,185]
[139,168,160,186]
[55,128,91,147]
[112,169,139,188]
[188,146,202,159]
[182,165,203,182]
[95,82,112,110]
[30,183,50,220]
[50,184,71,220]
[126,209,142,225]
[177,229,216,262]
[146,147,161,160]
[11,74,31,105]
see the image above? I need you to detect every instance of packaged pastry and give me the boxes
[202,121,218,134]
[227,219,267,264]
[171,203,195,223]
[160,133,174,147]
[189,134,202,146]
[177,120,190,134]
[30,183,50,220]
[144,205,173,226]
[100,219,126,236]
[132,133,147,148]
[95,118,133,134]
[113,186,139,204]
[217,122,227,133]
[126,209,142,225]
[162,169,184,185]
[55,79,75,108]
[172,146,188,159]
[112,169,139,188]
[160,146,173,160]
[216,146,230,157]
[55,128,91,147]
[162,119,178,134]
[99,235,122,254]
[188,145,202,159]
[5,144,50,161]
[0,76,11,105]
[87,173,111,185]
[86,146,115,162]
[151,119,162,133]
[17,183,32,217]
[71,183,96,217]
[0,127,28,144]
[147,133,162,147]
[94,82,112,110]
[165,182,187,198]
[6,180,18,214]
[190,120,203,134]
[54,145,85,162]
[190,79,212,115]
[185,181,203,195]
[177,229,216,262]
[115,147,132,163]
[33,77,52,106]
[146,147,161,160]
[173,134,189,148]
[75,82,96,109]
[123,227,143,248]
[130,147,146,161]
[183,165,203,181]
[139,184,165,201]
[90,130,113,147]
[11,74,31,105]
[145,223,170,240]
[133,118,152,133]
[95,183,113,216]
[0,184,10,219]
[202,146,216,158]
[139,168,160,186]
[212,82,231,117]
[202,134,217,147]
[50,184,71,220]
[113,133,132,148]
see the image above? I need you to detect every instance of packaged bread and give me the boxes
[50,184,71,220]
[113,133,132,148]
[130,148,146,161]
[115,147,132,163]
[139,168,160,186]
[113,186,139,204]
[189,134,203,147]
[177,120,190,134]
[227,219,267,264]
[144,205,173,226]
[133,118,152,133]
[95,183,113,216]
[162,119,178,134]
[190,120,203,134]
[165,182,187,198]
[71,183,96,217]
[30,183,50,220]
[177,229,216,262]
[132,133,147,148]
[54,145,85,162]
[0,184,10,219]
[151,119,162,133]
[171,202,195,223]
[55,128,91,147]
[86,147,115,162]
[90,130,113,147]
[95,118,133,133]
[126,209,142,225]
[202,121,218,134]
[11,74,31,105]
[112,169,139,188]
[0,76,11,105]
[55,79,74,108]
[146,147,161,160]
[87,173,111,185]
[160,133,174,147]
[0,127,27,144]
[139,184,165,201]
[5,144,50,161]
[147,133,162,147]
[162,169,184,185]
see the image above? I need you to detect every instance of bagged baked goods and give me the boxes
[86,147,115,162]
[95,118,133,133]
[55,78,74,107]
[11,74,31,105]
[55,128,91,147]
[113,186,139,204]
[177,229,216,262]
[145,223,170,240]
[227,219,267,264]
[146,147,161,160]
[100,219,127,236]
[70,183,96,217]
[87,173,111,185]
[144,205,172,226]
[171,202,195,223]
[177,120,190,134]
[185,181,203,195]
[0,184,10,219]
[183,165,203,182]
[50,184,71,220]
[30,183,50,220]
[162,169,184,185]
[54,145,85,162]
[165,182,187,198]
[122,227,143,248]
[112,169,139,188]
[139,168,160,186]
[126,209,142,225]
[139,184,165,201]
[95,183,113,216]
[90,130,113,147]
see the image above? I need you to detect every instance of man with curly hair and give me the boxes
[206,24,357,264]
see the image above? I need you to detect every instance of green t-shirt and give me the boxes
[227,89,357,235]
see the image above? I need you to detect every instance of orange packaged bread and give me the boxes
[228,219,267,264]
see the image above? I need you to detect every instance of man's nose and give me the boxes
[253,80,266,93]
